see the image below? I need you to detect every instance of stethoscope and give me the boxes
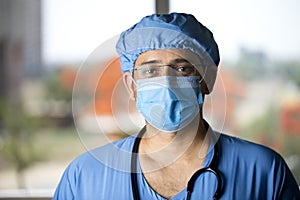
[131,126,222,200]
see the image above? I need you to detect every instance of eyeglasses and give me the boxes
[134,63,198,79]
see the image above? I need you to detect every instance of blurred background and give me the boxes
[0,0,299,198]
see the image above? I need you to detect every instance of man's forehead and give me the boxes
[135,49,194,66]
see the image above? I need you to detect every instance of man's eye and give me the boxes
[177,66,195,73]
[142,69,155,74]
[141,66,158,75]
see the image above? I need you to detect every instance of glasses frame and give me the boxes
[133,63,200,79]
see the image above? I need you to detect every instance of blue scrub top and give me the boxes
[53,133,300,200]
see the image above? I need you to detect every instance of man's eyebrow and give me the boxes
[172,58,189,63]
[139,58,190,66]
[139,60,161,65]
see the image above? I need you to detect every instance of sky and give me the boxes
[42,0,300,65]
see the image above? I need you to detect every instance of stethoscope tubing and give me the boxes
[131,127,143,200]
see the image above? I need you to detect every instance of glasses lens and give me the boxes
[173,65,196,76]
[135,64,197,79]
[135,64,162,79]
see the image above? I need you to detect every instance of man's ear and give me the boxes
[123,72,136,101]
[201,81,210,95]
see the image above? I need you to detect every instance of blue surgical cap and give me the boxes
[116,13,220,74]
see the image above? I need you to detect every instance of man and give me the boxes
[53,13,300,199]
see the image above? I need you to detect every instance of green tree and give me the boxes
[274,61,300,88]
[0,100,42,188]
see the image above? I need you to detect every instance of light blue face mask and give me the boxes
[135,76,203,132]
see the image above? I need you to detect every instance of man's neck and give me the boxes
[139,118,209,173]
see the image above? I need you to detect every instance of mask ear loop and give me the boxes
[129,70,139,102]
[196,77,203,105]
[131,69,138,86]
[198,92,203,105]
